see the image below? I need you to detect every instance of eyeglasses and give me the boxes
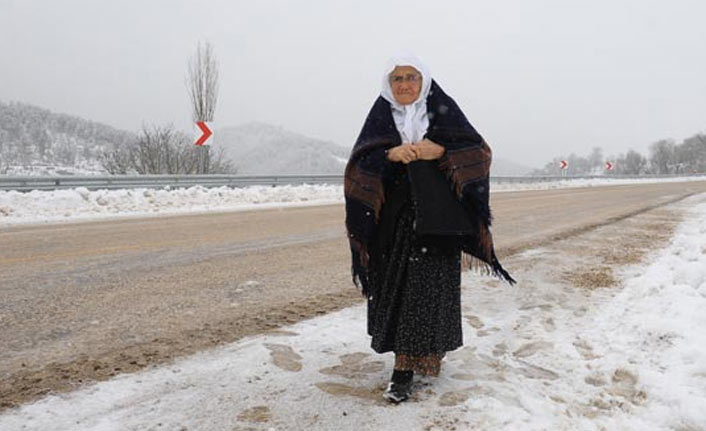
[389,74,421,84]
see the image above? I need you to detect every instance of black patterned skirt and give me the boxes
[367,200,463,375]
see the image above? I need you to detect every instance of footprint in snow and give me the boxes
[542,317,556,332]
[237,405,271,423]
[314,382,389,404]
[518,303,553,311]
[465,315,485,329]
[512,315,532,330]
[492,343,508,357]
[263,343,302,372]
[513,341,554,358]
[514,360,560,380]
[318,352,385,379]
[607,368,645,404]
[584,372,607,387]
[314,352,390,404]
[476,327,500,337]
[573,339,600,360]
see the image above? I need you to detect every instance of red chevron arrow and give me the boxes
[560,160,568,170]
[605,161,613,170]
[195,121,212,146]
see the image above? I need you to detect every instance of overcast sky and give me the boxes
[1,0,705,168]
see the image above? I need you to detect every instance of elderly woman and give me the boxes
[344,54,514,403]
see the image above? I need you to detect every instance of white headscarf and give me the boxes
[380,53,432,144]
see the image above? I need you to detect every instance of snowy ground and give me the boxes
[1,196,704,430]
[1,176,705,227]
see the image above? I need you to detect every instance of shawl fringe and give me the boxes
[462,252,517,285]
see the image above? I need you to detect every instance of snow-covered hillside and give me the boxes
[490,157,533,176]
[216,122,350,175]
[216,122,536,176]
[0,101,135,175]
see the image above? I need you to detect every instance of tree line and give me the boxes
[532,132,706,176]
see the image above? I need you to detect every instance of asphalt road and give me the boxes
[1,180,705,408]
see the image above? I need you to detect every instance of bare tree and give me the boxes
[676,134,706,173]
[187,41,219,174]
[0,129,10,174]
[587,146,604,172]
[649,139,676,174]
[208,146,237,174]
[187,41,219,123]
[100,124,235,175]
[101,143,135,174]
[623,149,647,174]
[132,125,200,174]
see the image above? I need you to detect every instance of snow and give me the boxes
[0,184,343,227]
[1,196,705,430]
[0,176,704,228]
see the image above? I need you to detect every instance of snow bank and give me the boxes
[0,176,704,227]
[492,175,706,192]
[596,203,706,428]
[0,184,343,227]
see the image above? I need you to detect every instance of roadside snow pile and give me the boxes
[600,202,706,428]
[0,176,704,227]
[0,184,343,226]
[491,175,706,192]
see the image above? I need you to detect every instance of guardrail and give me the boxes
[0,174,704,192]
[0,175,343,192]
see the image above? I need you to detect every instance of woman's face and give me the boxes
[389,65,422,105]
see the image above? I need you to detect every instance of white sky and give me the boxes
[1,0,705,168]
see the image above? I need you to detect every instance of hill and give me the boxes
[0,101,137,175]
[216,122,533,176]
[491,157,533,176]
[215,123,349,175]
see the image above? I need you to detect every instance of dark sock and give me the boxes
[391,369,413,384]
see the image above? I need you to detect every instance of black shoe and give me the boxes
[383,381,411,403]
[383,370,413,403]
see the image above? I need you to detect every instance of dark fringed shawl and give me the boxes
[344,81,515,296]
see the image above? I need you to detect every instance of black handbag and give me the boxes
[407,160,475,235]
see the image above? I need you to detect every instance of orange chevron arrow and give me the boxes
[195,121,212,146]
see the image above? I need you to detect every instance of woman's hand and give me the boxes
[387,143,418,164]
[413,139,445,160]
